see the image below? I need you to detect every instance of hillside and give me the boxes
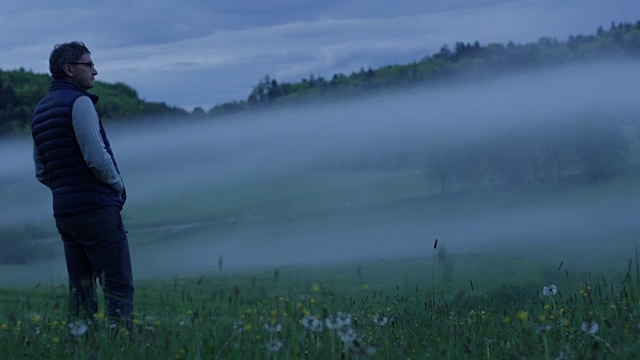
[0,69,187,136]
[1,21,639,136]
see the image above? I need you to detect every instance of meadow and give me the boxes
[3,156,640,358]
[1,245,640,359]
[2,90,639,358]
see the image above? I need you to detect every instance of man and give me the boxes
[31,42,134,329]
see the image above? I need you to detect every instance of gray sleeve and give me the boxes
[72,96,124,194]
[33,141,50,187]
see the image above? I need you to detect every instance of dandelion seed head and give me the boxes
[264,323,282,332]
[581,321,598,335]
[325,318,340,330]
[536,325,552,333]
[68,320,88,336]
[337,312,352,327]
[302,316,324,331]
[373,314,388,326]
[265,339,283,352]
[337,327,357,343]
[542,285,558,296]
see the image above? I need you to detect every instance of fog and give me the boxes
[2,60,640,284]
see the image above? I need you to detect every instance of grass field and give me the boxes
[1,248,639,359]
[2,140,640,358]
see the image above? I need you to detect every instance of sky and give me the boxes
[1,0,638,111]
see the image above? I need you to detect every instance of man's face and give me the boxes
[64,52,98,90]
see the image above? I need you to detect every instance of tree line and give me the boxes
[0,70,186,136]
[209,21,640,114]
[2,21,639,135]
[2,21,639,193]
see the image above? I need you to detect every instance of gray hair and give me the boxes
[49,41,91,79]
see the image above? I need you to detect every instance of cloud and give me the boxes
[1,0,638,109]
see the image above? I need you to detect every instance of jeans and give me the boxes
[55,206,134,325]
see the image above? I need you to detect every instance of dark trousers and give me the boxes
[55,206,134,324]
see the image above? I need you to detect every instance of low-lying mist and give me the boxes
[1,60,639,283]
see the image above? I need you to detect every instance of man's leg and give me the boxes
[55,216,99,321]
[79,207,134,325]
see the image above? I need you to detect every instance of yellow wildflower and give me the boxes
[1,323,8,331]
[517,311,528,323]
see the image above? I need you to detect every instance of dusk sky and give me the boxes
[1,0,638,111]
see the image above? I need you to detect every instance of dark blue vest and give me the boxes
[32,79,124,217]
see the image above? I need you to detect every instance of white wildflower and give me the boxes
[264,323,282,332]
[373,314,388,326]
[302,316,324,332]
[336,312,352,327]
[536,325,552,333]
[325,317,341,329]
[325,312,352,329]
[337,327,357,343]
[265,339,283,352]
[232,320,246,332]
[542,285,558,296]
[581,321,598,335]
[68,320,88,336]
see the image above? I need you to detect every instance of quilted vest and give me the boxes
[32,79,124,217]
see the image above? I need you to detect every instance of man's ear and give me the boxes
[63,63,74,77]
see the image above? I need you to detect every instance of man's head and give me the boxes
[49,41,98,90]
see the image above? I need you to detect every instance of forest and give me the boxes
[1,22,639,135]
[1,21,639,193]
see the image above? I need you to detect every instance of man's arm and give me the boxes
[33,142,50,187]
[72,96,124,194]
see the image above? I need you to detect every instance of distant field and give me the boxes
[2,143,640,358]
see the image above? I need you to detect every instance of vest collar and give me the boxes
[50,79,100,104]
